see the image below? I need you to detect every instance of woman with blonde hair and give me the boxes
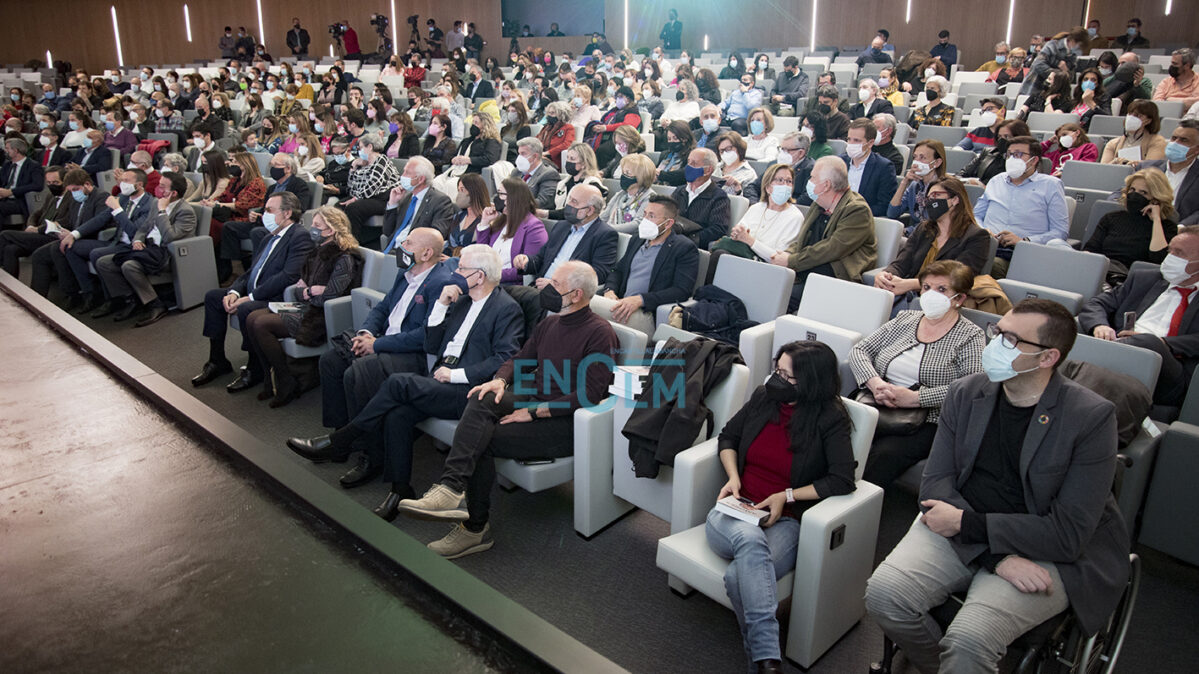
[450,112,502,174]
[242,206,364,408]
[295,133,327,182]
[569,84,601,126]
[601,153,656,232]
[603,124,646,177]
[539,142,608,220]
[707,163,805,281]
[1084,169,1177,283]
[537,100,576,168]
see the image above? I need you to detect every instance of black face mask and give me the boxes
[817,103,831,114]
[564,204,586,224]
[492,194,506,212]
[764,373,799,404]
[545,115,558,126]
[538,283,568,312]
[228,164,243,178]
[47,184,64,196]
[675,91,685,101]
[619,174,637,191]
[925,88,939,101]
[666,141,682,152]
[994,137,1010,153]
[1168,65,1181,79]
[469,73,479,83]
[1125,191,1151,215]
[564,161,579,176]
[469,125,480,138]
[269,166,285,180]
[925,197,951,220]
[395,245,415,270]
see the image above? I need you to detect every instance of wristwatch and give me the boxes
[785,488,795,503]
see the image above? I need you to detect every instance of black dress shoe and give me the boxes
[191,360,233,387]
[755,659,784,674]
[225,368,261,393]
[91,300,122,319]
[63,294,83,312]
[286,435,352,462]
[371,485,416,520]
[340,455,383,489]
[268,378,302,408]
[133,305,168,328]
[76,293,103,314]
[112,302,140,322]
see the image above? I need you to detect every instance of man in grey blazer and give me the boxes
[509,137,560,210]
[94,173,198,327]
[866,298,1130,674]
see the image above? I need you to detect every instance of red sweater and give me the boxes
[740,402,795,507]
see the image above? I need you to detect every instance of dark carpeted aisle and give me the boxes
[19,262,1199,673]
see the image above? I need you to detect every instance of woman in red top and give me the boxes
[705,340,857,673]
[205,151,266,245]
[587,85,642,167]
[537,101,575,169]
[1041,122,1099,177]
[403,56,427,90]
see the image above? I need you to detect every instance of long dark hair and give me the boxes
[772,340,848,452]
[495,177,535,239]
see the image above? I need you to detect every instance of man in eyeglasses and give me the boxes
[972,135,1070,278]
[867,298,1130,674]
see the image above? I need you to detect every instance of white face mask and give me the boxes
[193,137,206,148]
[799,127,814,139]
[1058,134,1075,149]
[875,130,885,144]
[918,290,954,319]
[1005,156,1029,179]
[1161,253,1194,286]
[637,217,661,240]
[297,144,309,156]
[515,154,531,173]
[1124,115,1143,133]
[119,182,136,196]
[978,111,998,128]
[911,160,932,176]
[720,150,738,166]
[924,67,936,79]
[776,149,793,165]
[845,142,866,160]
[858,88,871,102]
[213,100,223,109]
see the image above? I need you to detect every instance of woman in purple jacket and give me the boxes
[473,177,548,284]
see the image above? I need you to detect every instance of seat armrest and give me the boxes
[573,403,630,538]
[323,296,353,347]
[350,287,386,325]
[738,321,778,398]
[860,267,885,287]
[671,439,724,533]
[655,298,696,331]
[997,279,1084,315]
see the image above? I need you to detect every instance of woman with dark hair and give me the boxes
[588,85,642,167]
[959,119,1029,185]
[654,120,695,186]
[501,99,532,162]
[748,54,776,82]
[188,149,230,204]
[421,113,457,174]
[1101,99,1167,164]
[205,151,266,245]
[1020,69,1074,117]
[1042,122,1099,176]
[445,173,491,255]
[799,112,832,160]
[641,59,662,83]
[704,340,857,673]
[695,68,722,106]
[473,177,547,284]
[851,259,984,488]
[718,53,747,80]
[1070,67,1111,128]
[888,139,947,225]
[537,101,576,169]
[383,109,421,159]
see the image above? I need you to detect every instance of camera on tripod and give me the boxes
[371,14,390,36]
[328,23,345,38]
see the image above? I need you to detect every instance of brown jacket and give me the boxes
[786,189,877,282]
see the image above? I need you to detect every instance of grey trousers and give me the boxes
[95,254,158,305]
[865,518,1068,674]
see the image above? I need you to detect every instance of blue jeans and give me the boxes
[705,508,801,666]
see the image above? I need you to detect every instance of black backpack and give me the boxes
[676,285,758,344]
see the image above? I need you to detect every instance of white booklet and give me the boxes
[715,495,768,525]
[43,220,62,234]
[1116,145,1142,163]
[268,302,304,314]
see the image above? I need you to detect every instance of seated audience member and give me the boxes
[719,53,747,80]
[187,150,230,206]
[899,58,947,97]
[191,192,315,391]
[637,80,665,122]
[601,153,656,233]
[909,76,954,129]
[114,151,162,199]
[536,101,575,169]
[876,68,904,107]
[800,113,834,160]
[1084,169,1177,279]
[1020,27,1089,98]
[744,132,814,205]
[720,74,765,135]
[974,136,1070,276]
[1021,69,1075,116]
[69,129,113,184]
[714,132,758,196]
[655,121,695,186]
[988,47,1028,85]
[475,178,548,284]
[929,30,958,67]
[710,164,804,279]
[889,140,947,226]
[444,174,491,255]
[420,113,457,175]
[499,100,532,163]
[960,119,1030,186]
[1042,123,1099,176]
[769,56,810,114]
[216,152,308,280]
[242,207,363,407]
[743,108,780,163]
[588,86,642,166]
[693,105,725,151]
[866,298,1129,673]
[0,139,44,219]
[850,79,894,121]
[381,157,456,253]
[37,126,72,169]
[287,243,523,500]
[64,168,155,313]
[858,36,894,68]
[28,169,106,302]
[515,183,617,285]
[0,165,67,277]
[1080,227,1199,406]
[62,111,94,150]
[184,129,217,171]
[773,156,877,311]
[871,114,904,175]
[595,194,698,335]
[604,126,647,178]
[1114,17,1151,51]
[567,84,601,127]
[1087,19,1110,50]
[840,117,899,217]
[394,261,618,558]
[1102,99,1167,165]
[541,143,607,221]
[102,111,138,158]
[813,86,851,140]
[1070,68,1111,127]
[1154,48,1199,105]
[853,260,984,487]
[1140,119,1199,224]
[671,148,732,250]
[703,339,857,673]
[92,172,197,327]
[340,135,403,236]
[450,113,502,175]
[877,177,992,303]
[957,98,1006,151]
[206,150,266,235]
[509,137,560,210]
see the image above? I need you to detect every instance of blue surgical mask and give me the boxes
[45,90,56,99]
[358,149,370,161]
[750,120,766,136]
[683,164,705,183]
[1126,27,1137,37]
[995,55,1007,65]
[1081,80,1096,92]
[69,121,79,130]
[770,183,793,205]
[82,136,93,148]
[261,211,279,233]
[805,179,819,202]
[334,153,349,164]
[70,188,86,203]
[1166,141,1191,163]
[38,121,48,129]
[315,122,324,133]
[105,121,115,131]
[288,123,298,133]
[980,334,1044,382]
[399,175,414,191]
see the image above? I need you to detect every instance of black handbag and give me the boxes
[852,388,929,436]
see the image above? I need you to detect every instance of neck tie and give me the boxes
[248,235,280,292]
[383,196,419,254]
[1168,287,1195,337]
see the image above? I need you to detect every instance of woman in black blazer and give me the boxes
[449,113,501,175]
[705,340,856,672]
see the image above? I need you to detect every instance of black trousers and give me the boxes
[340,195,388,240]
[862,422,940,489]
[317,347,427,428]
[440,391,574,526]
[1121,334,1188,407]
[30,240,76,297]
[202,287,267,369]
[346,373,470,486]
[0,230,54,277]
[787,263,837,312]
[217,220,267,279]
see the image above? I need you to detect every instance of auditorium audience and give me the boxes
[1084,170,1177,280]
[540,143,607,221]
[1042,123,1099,176]
[909,76,954,129]
[710,164,804,277]
[474,177,547,284]
[515,183,617,286]
[960,119,1030,186]
[601,153,656,233]
[840,118,899,217]
[889,139,947,225]
[450,114,502,175]
[0,165,66,277]
[713,132,758,197]
[671,147,732,250]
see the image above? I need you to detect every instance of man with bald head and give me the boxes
[1106,52,1153,101]
[111,150,161,198]
[514,183,618,287]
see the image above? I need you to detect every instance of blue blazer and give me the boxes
[110,193,156,244]
[424,286,525,385]
[839,151,898,217]
[230,222,315,302]
[0,159,44,214]
[74,146,113,183]
[361,260,466,354]
[269,175,311,210]
[524,217,619,285]
[601,233,699,313]
[72,189,118,238]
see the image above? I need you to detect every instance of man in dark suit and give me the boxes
[848,79,895,120]
[39,83,73,113]
[509,137,560,210]
[1141,119,1199,225]
[69,130,113,184]
[1079,228,1199,406]
[192,192,314,390]
[596,194,699,335]
[659,9,682,50]
[769,56,810,115]
[62,169,155,312]
[286,18,310,57]
[671,148,731,250]
[36,127,72,170]
[464,67,495,102]
[839,118,899,216]
[288,244,524,499]
[744,132,815,206]
[514,183,618,285]
[184,129,218,172]
[216,153,310,281]
[29,168,109,304]
[867,299,1130,674]
[0,138,44,219]
[316,228,465,434]
[381,156,456,253]
[0,165,68,277]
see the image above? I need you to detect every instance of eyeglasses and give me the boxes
[986,323,1050,350]
[772,367,797,384]
[1004,151,1031,160]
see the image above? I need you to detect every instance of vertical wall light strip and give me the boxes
[905,0,912,23]
[623,0,628,52]
[46,51,53,68]
[704,35,709,51]
[111,6,125,67]
[1165,0,1173,15]
[255,0,265,49]
[1083,0,1092,23]
[390,0,398,54]
[183,4,193,43]
[1005,0,1015,46]
[810,1,818,52]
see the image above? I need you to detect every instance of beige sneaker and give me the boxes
[396,483,468,521]
[428,523,493,559]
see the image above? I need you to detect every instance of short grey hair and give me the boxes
[5,138,30,157]
[358,134,384,153]
[516,137,544,155]
[691,147,718,172]
[994,41,1009,52]
[459,244,502,283]
[783,131,811,153]
[679,80,699,101]
[872,113,897,132]
[406,155,436,184]
[925,76,950,94]
[812,155,849,192]
[545,101,572,120]
[276,152,300,175]
[162,152,187,172]
[561,260,598,301]
[269,191,303,223]
[1175,48,1196,68]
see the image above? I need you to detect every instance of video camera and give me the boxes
[328,23,345,38]
[371,14,390,36]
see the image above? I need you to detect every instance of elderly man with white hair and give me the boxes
[509,137,561,209]
[670,147,731,250]
[381,155,456,254]
[514,182,618,286]
[772,155,877,311]
[850,78,894,120]
[286,243,526,514]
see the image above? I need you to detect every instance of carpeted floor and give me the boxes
[17,264,1199,673]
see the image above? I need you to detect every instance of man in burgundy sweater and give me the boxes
[398,261,619,558]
